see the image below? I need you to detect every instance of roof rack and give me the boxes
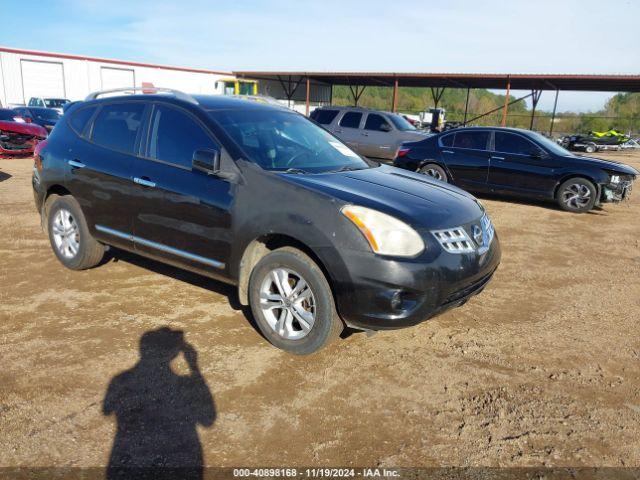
[84,87,198,104]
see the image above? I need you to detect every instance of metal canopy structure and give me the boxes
[234,71,640,92]
[234,71,640,132]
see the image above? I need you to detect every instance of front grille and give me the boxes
[432,227,475,253]
[432,213,494,254]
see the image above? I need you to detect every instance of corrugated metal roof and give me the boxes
[234,71,640,92]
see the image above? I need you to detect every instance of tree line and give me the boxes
[331,86,639,136]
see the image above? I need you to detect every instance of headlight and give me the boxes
[341,205,425,257]
[610,175,620,184]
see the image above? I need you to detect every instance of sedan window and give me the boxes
[453,131,489,150]
[439,133,455,147]
[495,132,540,155]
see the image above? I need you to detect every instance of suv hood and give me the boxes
[565,155,639,176]
[279,164,483,229]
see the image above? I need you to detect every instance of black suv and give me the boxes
[393,127,637,213]
[33,89,500,354]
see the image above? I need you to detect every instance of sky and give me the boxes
[1,0,638,112]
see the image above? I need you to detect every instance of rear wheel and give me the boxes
[248,247,342,355]
[585,143,597,154]
[418,163,448,182]
[47,195,105,270]
[556,178,597,213]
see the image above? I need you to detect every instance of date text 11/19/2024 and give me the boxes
[233,468,401,477]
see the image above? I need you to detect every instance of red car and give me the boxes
[0,108,48,157]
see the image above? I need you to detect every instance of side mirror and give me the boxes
[529,149,544,159]
[25,117,33,123]
[380,123,392,132]
[192,148,220,175]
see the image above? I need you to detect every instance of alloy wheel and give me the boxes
[562,183,592,209]
[259,268,316,340]
[420,165,445,181]
[52,208,80,259]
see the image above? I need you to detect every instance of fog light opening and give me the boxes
[391,291,403,311]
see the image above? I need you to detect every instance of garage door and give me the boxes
[21,60,65,103]
[101,67,135,90]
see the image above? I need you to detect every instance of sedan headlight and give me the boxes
[341,205,424,257]
[610,174,621,184]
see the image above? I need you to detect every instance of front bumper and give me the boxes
[325,233,501,331]
[601,179,634,203]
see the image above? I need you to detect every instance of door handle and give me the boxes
[362,132,369,137]
[442,150,454,154]
[133,177,156,188]
[491,156,505,160]
[67,159,85,168]
[335,129,343,134]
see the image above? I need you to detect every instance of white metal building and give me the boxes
[0,46,243,107]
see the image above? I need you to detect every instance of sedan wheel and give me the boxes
[259,267,316,340]
[556,178,597,213]
[419,163,448,182]
[562,183,591,209]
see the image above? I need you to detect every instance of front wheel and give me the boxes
[556,178,597,213]
[418,163,448,182]
[248,247,343,355]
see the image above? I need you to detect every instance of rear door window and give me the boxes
[339,111,363,129]
[311,109,339,125]
[148,104,218,168]
[494,132,539,155]
[453,131,490,150]
[91,103,145,155]
[69,106,98,136]
[364,113,392,132]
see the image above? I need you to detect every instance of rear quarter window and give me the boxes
[311,109,339,125]
[439,133,455,147]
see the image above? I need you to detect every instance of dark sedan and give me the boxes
[393,127,638,213]
[13,107,61,132]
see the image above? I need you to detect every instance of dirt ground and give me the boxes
[1,151,639,470]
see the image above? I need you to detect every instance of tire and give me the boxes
[418,163,448,182]
[46,195,105,270]
[585,143,597,154]
[556,178,597,213]
[248,247,343,355]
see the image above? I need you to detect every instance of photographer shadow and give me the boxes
[103,327,215,480]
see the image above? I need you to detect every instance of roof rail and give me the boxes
[84,87,198,104]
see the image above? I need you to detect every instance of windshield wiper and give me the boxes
[328,165,363,173]
[279,168,309,174]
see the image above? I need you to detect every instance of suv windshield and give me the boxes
[210,109,370,173]
[44,99,70,108]
[388,114,417,131]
